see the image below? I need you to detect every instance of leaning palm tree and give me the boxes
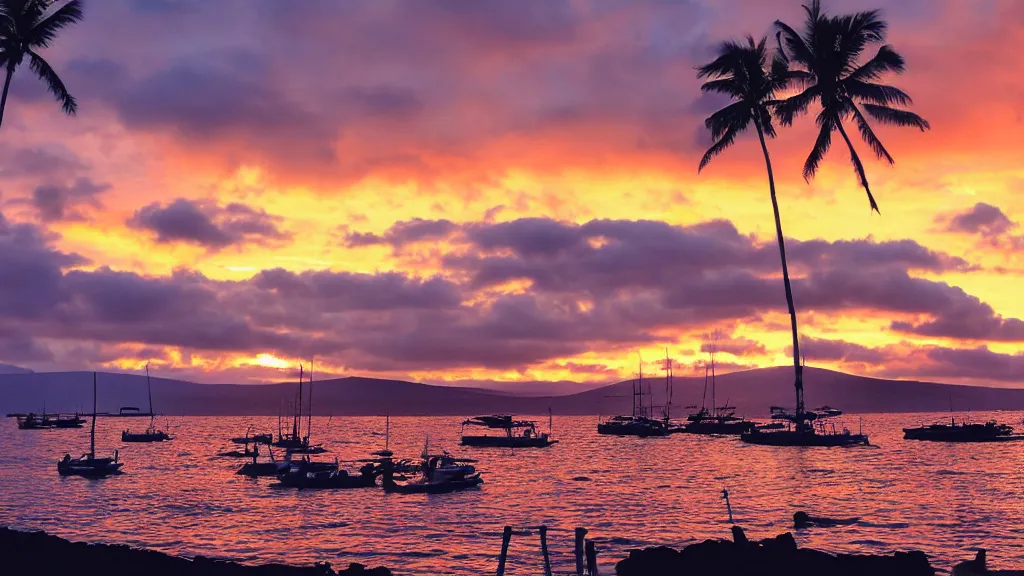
[774,0,929,213]
[696,37,811,428]
[0,0,83,128]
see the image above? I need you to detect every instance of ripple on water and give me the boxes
[2,413,1024,575]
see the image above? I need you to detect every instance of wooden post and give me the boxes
[585,540,599,576]
[575,527,588,576]
[539,525,553,576]
[497,526,512,576]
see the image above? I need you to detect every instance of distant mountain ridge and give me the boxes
[2,366,1024,417]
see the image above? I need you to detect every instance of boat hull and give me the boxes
[236,462,290,477]
[597,423,671,437]
[740,430,869,447]
[902,428,1024,442]
[275,469,378,489]
[57,458,123,478]
[460,435,557,448]
[121,432,172,442]
[680,421,755,435]
[383,474,484,494]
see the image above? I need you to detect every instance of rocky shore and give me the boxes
[615,526,935,576]
[0,527,392,576]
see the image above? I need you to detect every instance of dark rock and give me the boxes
[615,528,935,576]
[0,526,392,576]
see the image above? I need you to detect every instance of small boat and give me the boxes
[597,358,672,437]
[272,363,327,454]
[379,450,483,494]
[903,417,1024,442]
[217,443,261,458]
[57,373,124,478]
[120,365,172,442]
[679,355,755,436]
[274,461,379,490]
[236,444,290,477]
[52,414,87,428]
[230,427,273,445]
[741,416,868,447]
[460,414,557,448]
[17,413,50,430]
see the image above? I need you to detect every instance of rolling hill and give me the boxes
[2,366,1024,417]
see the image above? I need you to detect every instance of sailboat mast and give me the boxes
[711,351,717,418]
[146,363,154,416]
[307,359,313,441]
[90,372,97,458]
[293,365,303,438]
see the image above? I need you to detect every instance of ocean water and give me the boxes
[2,412,1024,575]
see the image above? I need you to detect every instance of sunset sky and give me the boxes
[1,0,1021,387]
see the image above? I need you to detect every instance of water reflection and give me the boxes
[1,413,1023,574]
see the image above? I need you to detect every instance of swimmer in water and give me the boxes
[794,511,861,529]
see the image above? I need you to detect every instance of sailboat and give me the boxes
[597,355,672,437]
[121,364,172,442]
[680,352,754,435]
[273,363,326,454]
[57,373,124,477]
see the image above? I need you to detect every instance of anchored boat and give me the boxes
[121,364,172,443]
[57,373,124,478]
[903,417,1024,442]
[680,354,754,436]
[460,414,557,448]
[598,356,673,437]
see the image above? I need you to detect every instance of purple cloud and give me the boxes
[128,198,291,250]
[30,178,111,222]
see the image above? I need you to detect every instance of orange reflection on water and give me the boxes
[2,413,1023,574]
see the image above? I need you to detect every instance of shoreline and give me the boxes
[0,527,392,576]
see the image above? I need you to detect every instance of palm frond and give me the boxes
[700,78,745,98]
[704,100,749,141]
[27,48,76,115]
[27,0,84,48]
[848,100,892,164]
[862,103,930,131]
[836,121,879,212]
[774,86,818,126]
[803,114,834,180]
[774,20,814,67]
[698,123,742,172]
[847,45,905,82]
[845,80,912,107]
[696,40,751,79]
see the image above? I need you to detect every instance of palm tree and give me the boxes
[774,0,929,213]
[0,0,83,128]
[696,36,810,428]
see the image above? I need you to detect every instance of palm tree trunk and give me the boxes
[754,122,805,430]
[0,65,14,129]
[835,121,880,213]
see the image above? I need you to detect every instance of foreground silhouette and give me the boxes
[0,0,83,128]
[696,36,810,430]
[1,526,391,576]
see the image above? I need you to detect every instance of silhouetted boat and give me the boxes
[236,444,290,477]
[274,459,379,490]
[740,357,867,447]
[17,413,50,429]
[121,365,172,443]
[230,426,273,445]
[460,414,557,448]
[57,373,124,478]
[598,356,672,437]
[272,364,327,454]
[679,354,754,436]
[52,414,87,428]
[380,444,483,494]
[903,417,1024,442]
